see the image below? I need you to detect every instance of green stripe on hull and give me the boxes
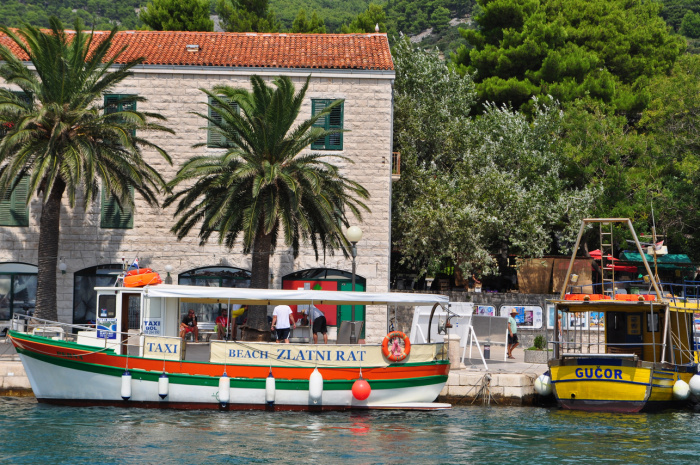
[17,346,447,391]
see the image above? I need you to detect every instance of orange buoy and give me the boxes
[352,378,371,400]
[126,268,153,277]
[381,331,411,362]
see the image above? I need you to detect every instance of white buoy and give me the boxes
[534,374,552,396]
[265,371,276,405]
[673,379,690,400]
[689,374,700,396]
[158,373,169,399]
[121,371,132,401]
[219,373,230,406]
[309,368,323,404]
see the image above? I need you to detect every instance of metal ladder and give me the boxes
[599,222,615,296]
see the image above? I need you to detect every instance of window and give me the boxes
[100,185,134,229]
[72,264,123,326]
[0,262,37,321]
[178,266,251,324]
[0,176,29,227]
[311,99,344,150]
[104,94,136,135]
[207,97,239,147]
[0,91,31,138]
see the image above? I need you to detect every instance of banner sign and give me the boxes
[142,319,162,336]
[209,342,441,367]
[143,336,183,361]
[500,305,543,329]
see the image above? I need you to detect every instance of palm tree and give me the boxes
[0,18,173,321]
[165,75,369,340]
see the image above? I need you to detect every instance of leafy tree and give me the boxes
[164,76,369,340]
[681,11,700,38]
[216,0,281,32]
[453,0,686,116]
[341,3,387,33]
[430,6,451,33]
[292,9,327,34]
[140,0,214,32]
[0,18,173,321]
[659,0,700,32]
[391,37,595,280]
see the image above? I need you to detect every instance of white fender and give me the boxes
[534,374,552,396]
[121,371,132,401]
[265,372,276,405]
[158,373,169,399]
[309,368,323,404]
[689,374,700,396]
[673,379,690,400]
[219,373,230,406]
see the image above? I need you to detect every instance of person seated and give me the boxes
[215,309,231,340]
[180,309,199,341]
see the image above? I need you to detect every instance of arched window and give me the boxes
[73,264,123,326]
[178,266,251,324]
[0,262,37,320]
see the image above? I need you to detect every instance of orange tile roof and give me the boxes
[0,30,394,71]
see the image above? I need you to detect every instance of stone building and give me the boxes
[0,31,396,342]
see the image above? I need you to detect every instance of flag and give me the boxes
[128,258,139,271]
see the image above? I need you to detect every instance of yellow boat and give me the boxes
[547,218,699,413]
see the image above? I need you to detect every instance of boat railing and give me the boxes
[9,314,144,355]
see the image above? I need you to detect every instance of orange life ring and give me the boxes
[382,331,411,362]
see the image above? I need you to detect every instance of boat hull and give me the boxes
[12,331,449,411]
[550,359,694,413]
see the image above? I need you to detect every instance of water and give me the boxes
[2,397,700,465]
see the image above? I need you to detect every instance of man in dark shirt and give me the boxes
[180,309,199,341]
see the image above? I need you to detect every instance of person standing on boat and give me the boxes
[309,305,328,344]
[507,310,519,359]
[180,309,199,341]
[271,305,296,343]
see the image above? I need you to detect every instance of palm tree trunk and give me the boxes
[242,231,273,341]
[35,178,66,322]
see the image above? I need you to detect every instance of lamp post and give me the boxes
[346,226,363,344]
[164,265,173,285]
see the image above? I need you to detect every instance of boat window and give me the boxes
[97,295,117,319]
[646,313,660,332]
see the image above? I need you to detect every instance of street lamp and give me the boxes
[164,264,173,284]
[346,226,363,344]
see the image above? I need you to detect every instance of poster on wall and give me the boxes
[142,319,162,336]
[500,305,543,329]
[97,318,118,339]
[547,305,596,330]
[475,305,496,316]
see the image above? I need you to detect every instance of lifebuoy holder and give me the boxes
[382,331,411,362]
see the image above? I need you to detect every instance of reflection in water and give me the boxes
[2,398,700,465]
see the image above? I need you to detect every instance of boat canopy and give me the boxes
[142,284,449,306]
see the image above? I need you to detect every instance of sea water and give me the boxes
[2,397,700,465]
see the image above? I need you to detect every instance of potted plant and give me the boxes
[524,334,550,364]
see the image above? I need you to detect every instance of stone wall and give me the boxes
[0,69,395,342]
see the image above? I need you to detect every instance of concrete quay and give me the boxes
[438,345,549,406]
[0,339,550,405]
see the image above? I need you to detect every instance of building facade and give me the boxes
[0,31,395,342]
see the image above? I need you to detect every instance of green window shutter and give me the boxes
[104,94,136,136]
[0,176,29,227]
[207,97,238,148]
[311,99,343,150]
[101,186,134,229]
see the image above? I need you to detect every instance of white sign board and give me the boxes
[500,305,543,329]
[410,302,473,347]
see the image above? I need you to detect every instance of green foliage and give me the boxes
[391,37,595,277]
[270,0,370,32]
[140,0,214,31]
[0,0,144,30]
[0,18,173,320]
[681,11,700,38]
[291,9,326,33]
[216,0,281,32]
[659,0,700,32]
[386,0,474,37]
[454,0,686,116]
[341,3,387,33]
[533,335,546,350]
